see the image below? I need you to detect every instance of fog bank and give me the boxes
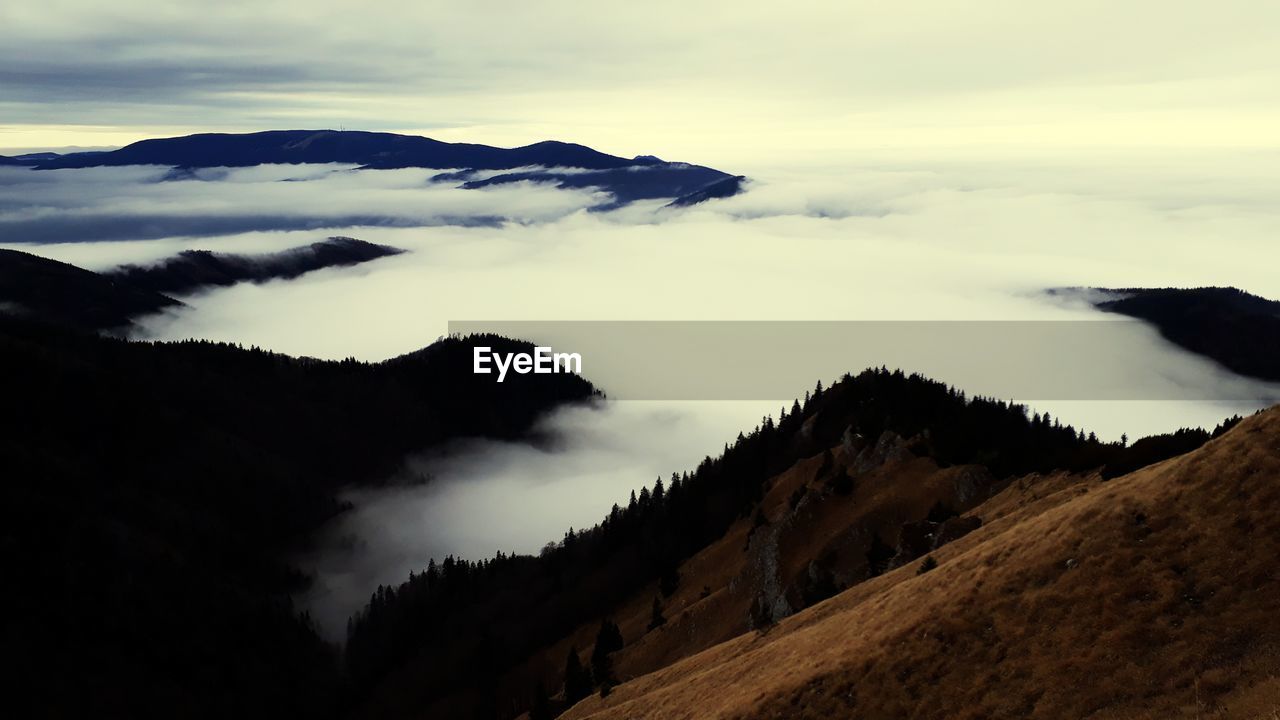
[300,399,774,638]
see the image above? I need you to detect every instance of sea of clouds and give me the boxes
[4,152,1278,636]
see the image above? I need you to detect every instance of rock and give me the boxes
[933,516,982,549]
[850,431,912,474]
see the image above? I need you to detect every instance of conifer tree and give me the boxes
[563,646,592,704]
[530,681,552,720]
[647,596,667,630]
[591,619,623,694]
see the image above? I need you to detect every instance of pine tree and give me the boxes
[591,619,623,694]
[866,533,895,578]
[530,681,552,720]
[563,646,592,704]
[658,562,680,598]
[647,596,667,630]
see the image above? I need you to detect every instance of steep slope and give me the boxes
[343,370,1235,720]
[564,407,1280,720]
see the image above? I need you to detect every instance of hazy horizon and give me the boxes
[5,1,1280,168]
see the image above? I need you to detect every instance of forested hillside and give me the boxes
[0,317,597,719]
[344,368,1237,719]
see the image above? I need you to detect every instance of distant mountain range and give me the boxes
[0,237,404,333]
[7,130,742,206]
[0,151,71,165]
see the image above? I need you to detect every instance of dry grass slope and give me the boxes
[562,408,1280,720]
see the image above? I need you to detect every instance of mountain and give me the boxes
[1082,287,1280,382]
[1,313,599,719]
[0,154,34,166]
[0,248,182,333]
[562,406,1280,719]
[29,130,742,204]
[664,175,747,208]
[33,131,644,171]
[14,152,66,163]
[453,165,735,206]
[341,369,1243,719]
[105,236,405,296]
[0,239,404,333]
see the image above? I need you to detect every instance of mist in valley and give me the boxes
[4,151,1279,636]
[299,399,776,638]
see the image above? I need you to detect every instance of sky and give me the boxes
[3,1,1280,166]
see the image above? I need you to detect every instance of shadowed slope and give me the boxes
[0,248,181,333]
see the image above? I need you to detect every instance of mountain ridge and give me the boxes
[561,405,1280,719]
[1,314,600,719]
[105,236,405,297]
[342,369,1244,719]
[0,238,406,333]
[1059,286,1280,382]
[25,129,743,205]
[33,130,661,171]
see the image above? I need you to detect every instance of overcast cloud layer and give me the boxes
[4,1,1280,165]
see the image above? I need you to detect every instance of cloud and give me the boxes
[3,2,1279,161]
[299,399,775,638]
[0,164,604,245]
[7,149,1277,640]
[51,152,1271,415]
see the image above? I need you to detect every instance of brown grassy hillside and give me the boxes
[495,431,1011,715]
[561,407,1280,720]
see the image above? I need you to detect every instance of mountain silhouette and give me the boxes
[29,130,743,204]
[0,248,182,333]
[1069,286,1280,382]
[105,236,404,297]
[0,238,404,333]
[665,174,748,208]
